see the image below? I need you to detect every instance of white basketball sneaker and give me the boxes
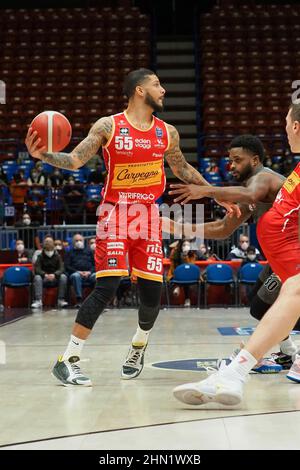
[52,355,92,386]
[173,362,245,406]
[121,343,147,379]
[286,354,300,383]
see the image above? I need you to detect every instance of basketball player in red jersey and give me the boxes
[25,68,239,386]
[173,102,300,406]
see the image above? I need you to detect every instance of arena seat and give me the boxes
[199,4,293,158]
[168,264,201,308]
[0,6,152,159]
[204,263,237,307]
[2,266,32,308]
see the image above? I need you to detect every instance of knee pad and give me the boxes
[250,295,270,321]
[76,277,121,330]
[259,272,282,305]
[137,278,162,330]
[138,277,162,308]
[250,272,282,321]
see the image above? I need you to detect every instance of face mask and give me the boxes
[16,244,24,252]
[75,241,84,249]
[182,243,190,254]
[44,250,54,257]
[248,254,256,261]
[90,243,96,251]
[32,172,38,178]
[23,218,31,226]
[69,180,75,186]
[241,242,249,251]
[55,245,63,251]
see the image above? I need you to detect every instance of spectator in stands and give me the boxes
[226,234,263,261]
[26,170,46,223]
[31,236,68,309]
[206,159,219,173]
[35,161,48,183]
[88,237,96,253]
[15,239,32,264]
[240,245,262,303]
[87,162,106,185]
[62,177,85,224]
[15,212,40,250]
[241,245,260,266]
[49,168,64,188]
[197,243,209,260]
[27,167,46,186]
[54,239,65,258]
[10,170,28,219]
[65,234,96,307]
[197,243,220,261]
[32,234,58,264]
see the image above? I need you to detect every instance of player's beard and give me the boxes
[235,163,253,182]
[145,92,164,112]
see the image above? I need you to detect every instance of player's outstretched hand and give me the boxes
[169,184,241,218]
[215,200,241,218]
[169,183,207,204]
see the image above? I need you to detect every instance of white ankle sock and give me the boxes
[280,337,298,356]
[132,326,151,347]
[223,349,257,381]
[62,335,85,361]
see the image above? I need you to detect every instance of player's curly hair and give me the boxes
[123,68,156,99]
[229,134,265,162]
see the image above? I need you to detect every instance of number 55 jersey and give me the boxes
[95,111,170,282]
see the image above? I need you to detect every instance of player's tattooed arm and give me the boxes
[25,116,113,170]
[164,124,210,186]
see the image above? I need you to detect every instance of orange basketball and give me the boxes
[30,111,72,152]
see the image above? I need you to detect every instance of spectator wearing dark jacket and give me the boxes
[65,233,96,307]
[226,234,263,261]
[32,236,68,309]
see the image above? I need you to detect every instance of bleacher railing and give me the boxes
[0,223,250,259]
[0,225,97,250]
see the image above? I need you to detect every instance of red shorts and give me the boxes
[257,208,300,282]
[94,203,163,283]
